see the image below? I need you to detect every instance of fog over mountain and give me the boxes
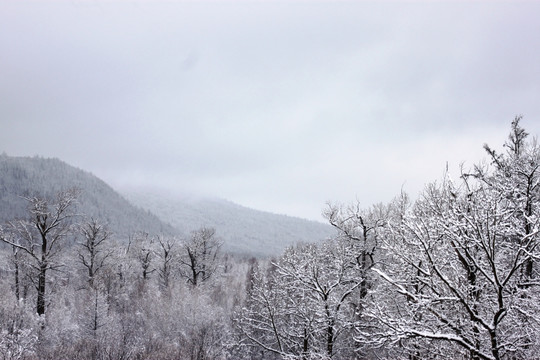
[123,189,335,256]
[0,154,333,256]
[0,154,177,238]
[3,2,540,222]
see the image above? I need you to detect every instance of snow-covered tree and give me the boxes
[132,231,155,281]
[368,124,540,359]
[78,218,113,289]
[0,188,79,317]
[234,260,301,358]
[477,116,540,285]
[155,235,177,291]
[235,235,370,359]
[324,201,392,357]
[179,227,222,286]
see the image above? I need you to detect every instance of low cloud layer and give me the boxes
[2,1,540,221]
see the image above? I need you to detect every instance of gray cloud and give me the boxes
[2,1,540,221]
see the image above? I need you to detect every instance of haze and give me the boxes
[2,1,540,221]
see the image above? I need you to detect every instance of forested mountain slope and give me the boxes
[0,154,334,256]
[0,154,177,238]
[123,190,336,256]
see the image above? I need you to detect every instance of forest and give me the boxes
[0,117,539,360]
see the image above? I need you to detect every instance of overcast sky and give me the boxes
[2,1,540,222]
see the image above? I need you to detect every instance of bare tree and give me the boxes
[0,230,31,302]
[235,238,366,359]
[78,218,113,289]
[0,188,79,317]
[155,235,176,290]
[479,116,540,284]
[369,168,540,359]
[133,231,155,281]
[324,201,388,306]
[179,227,221,286]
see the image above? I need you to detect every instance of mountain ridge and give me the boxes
[0,154,335,256]
[0,153,177,238]
[123,188,335,256]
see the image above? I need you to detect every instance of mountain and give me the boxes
[0,154,177,238]
[123,189,336,256]
[0,154,335,256]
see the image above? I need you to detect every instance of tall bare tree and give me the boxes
[179,227,221,286]
[155,235,176,290]
[133,231,155,281]
[0,188,79,316]
[78,218,113,289]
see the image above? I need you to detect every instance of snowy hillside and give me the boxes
[123,189,336,256]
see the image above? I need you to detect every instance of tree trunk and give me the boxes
[37,263,47,316]
[38,223,48,317]
[14,259,20,301]
[302,326,309,360]
[326,323,334,356]
[489,329,500,360]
